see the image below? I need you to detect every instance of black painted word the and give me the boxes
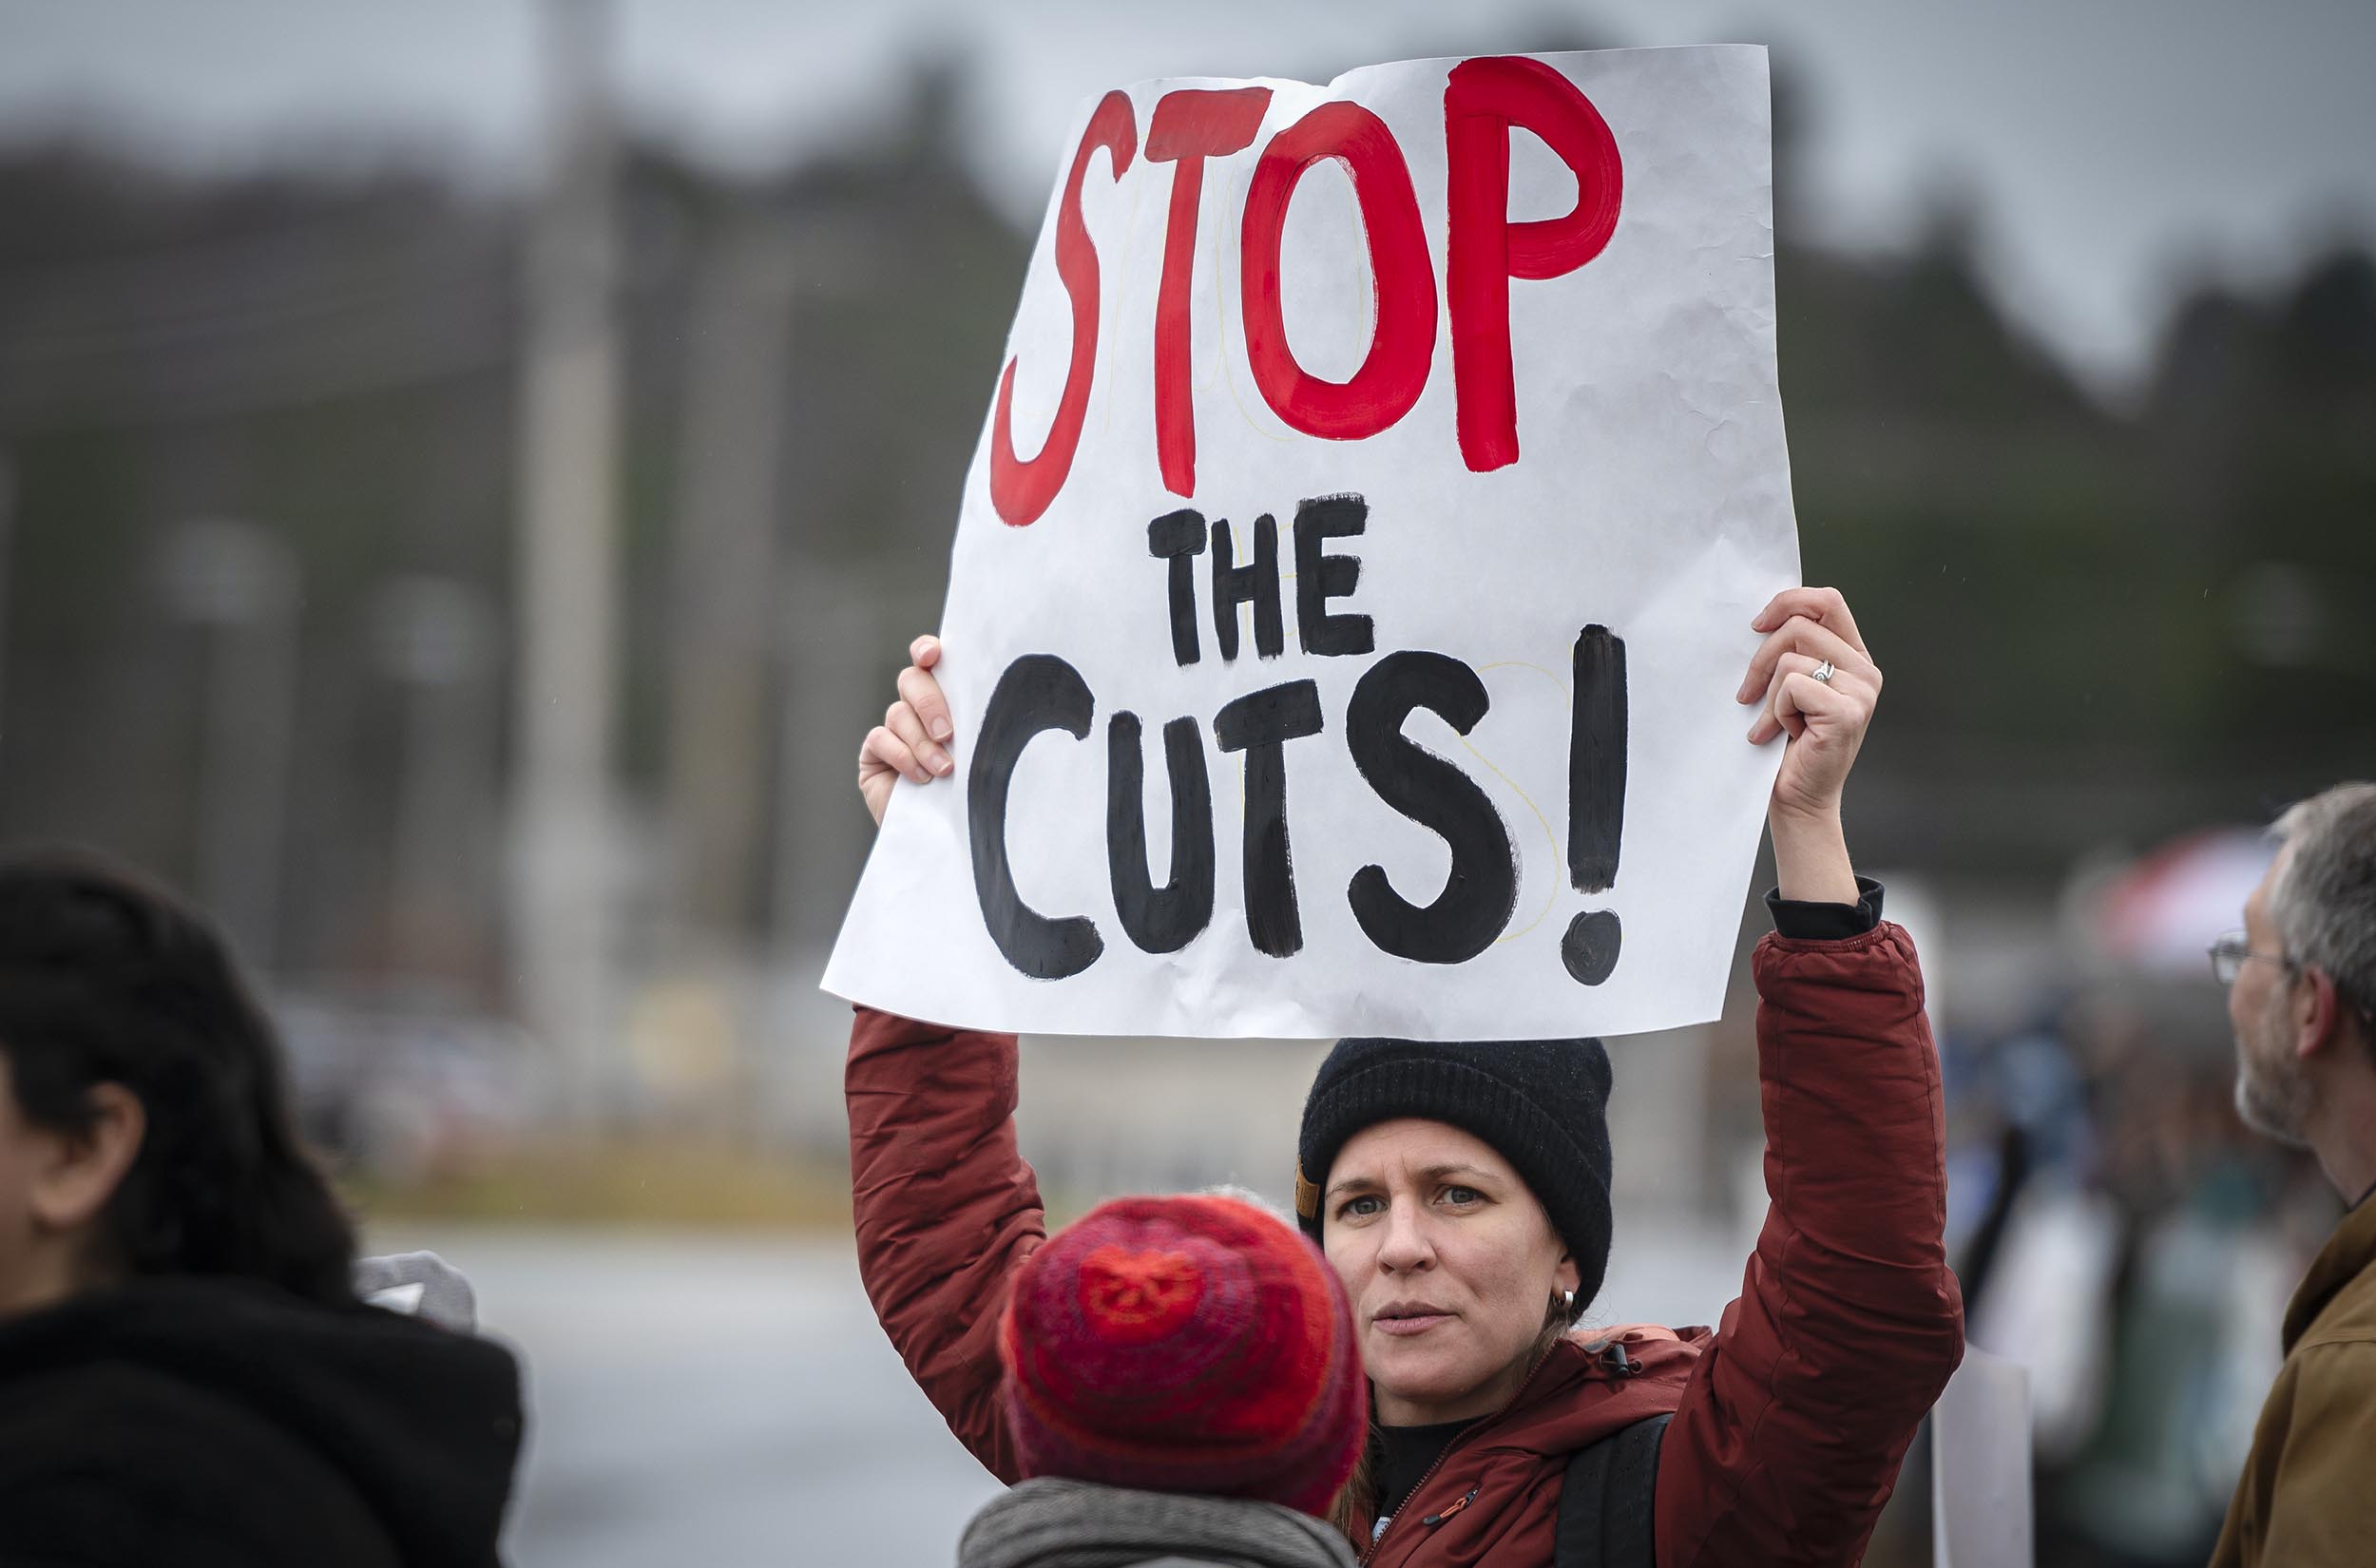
[1148,494,1375,665]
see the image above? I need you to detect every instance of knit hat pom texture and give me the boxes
[1000,1194,1367,1519]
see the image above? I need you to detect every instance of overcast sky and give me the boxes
[3,0,2370,395]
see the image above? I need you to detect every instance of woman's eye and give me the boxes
[1441,1185,1482,1206]
[1338,1194,1384,1220]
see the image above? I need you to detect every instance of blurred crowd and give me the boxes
[1940,835,2340,1566]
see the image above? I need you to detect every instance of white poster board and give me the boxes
[1933,1348,2036,1568]
[825,46,1798,1040]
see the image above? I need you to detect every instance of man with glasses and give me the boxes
[2204,781,2376,1567]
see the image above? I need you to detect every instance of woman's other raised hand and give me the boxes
[857,635,956,826]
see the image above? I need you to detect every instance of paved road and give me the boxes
[369,1218,1746,1567]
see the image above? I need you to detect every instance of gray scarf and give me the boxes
[958,1478,1357,1568]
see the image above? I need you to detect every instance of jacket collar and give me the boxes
[2283,1188,2376,1352]
[1478,1327,1702,1454]
[1350,1329,1707,1553]
[959,1477,1355,1568]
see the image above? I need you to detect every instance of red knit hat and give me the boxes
[999,1193,1367,1519]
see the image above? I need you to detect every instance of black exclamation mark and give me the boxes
[1562,625,1626,985]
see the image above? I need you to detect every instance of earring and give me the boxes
[1562,1289,1577,1315]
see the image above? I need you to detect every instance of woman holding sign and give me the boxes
[848,586,1961,1567]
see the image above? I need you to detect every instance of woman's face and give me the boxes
[1322,1118,1579,1426]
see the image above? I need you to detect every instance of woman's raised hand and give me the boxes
[1735,586,1881,821]
[1735,587,1878,904]
[858,635,956,827]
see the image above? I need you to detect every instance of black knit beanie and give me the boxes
[1294,1037,1615,1316]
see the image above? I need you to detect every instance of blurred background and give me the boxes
[2,1,2372,1563]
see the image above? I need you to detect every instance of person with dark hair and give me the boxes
[0,849,522,1568]
[850,587,1964,1566]
[959,1192,1365,1568]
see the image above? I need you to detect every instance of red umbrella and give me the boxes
[2097,828,2277,976]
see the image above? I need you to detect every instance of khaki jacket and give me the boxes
[2211,1191,2376,1567]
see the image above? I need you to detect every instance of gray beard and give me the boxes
[2235,1046,2312,1148]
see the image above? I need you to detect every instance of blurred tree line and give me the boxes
[0,60,2368,1001]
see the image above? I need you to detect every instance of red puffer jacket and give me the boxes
[847,923,1964,1566]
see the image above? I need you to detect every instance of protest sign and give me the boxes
[824,46,1799,1040]
[1933,1349,2035,1568]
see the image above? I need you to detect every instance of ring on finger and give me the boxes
[1811,660,1836,684]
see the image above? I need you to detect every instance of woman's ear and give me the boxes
[29,1083,144,1236]
[1555,1250,1581,1300]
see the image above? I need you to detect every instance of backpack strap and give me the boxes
[1554,1411,1673,1568]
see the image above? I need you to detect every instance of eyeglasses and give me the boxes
[2208,932,2291,987]
[2208,935,2376,1034]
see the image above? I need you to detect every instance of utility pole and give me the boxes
[661,220,797,952]
[510,0,623,1118]
[758,220,874,963]
[376,576,501,979]
[0,453,13,770]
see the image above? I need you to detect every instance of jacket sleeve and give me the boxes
[846,1004,1045,1482]
[1655,923,1966,1568]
